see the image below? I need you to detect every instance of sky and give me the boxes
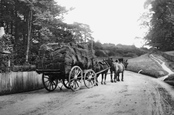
[55,0,148,47]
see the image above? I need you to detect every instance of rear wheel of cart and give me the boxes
[84,69,96,88]
[42,73,58,92]
[69,66,83,91]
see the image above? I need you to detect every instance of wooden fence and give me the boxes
[0,71,43,95]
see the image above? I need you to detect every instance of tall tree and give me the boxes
[141,0,174,51]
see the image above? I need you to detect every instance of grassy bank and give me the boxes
[127,53,168,78]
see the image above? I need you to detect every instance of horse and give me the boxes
[105,58,125,82]
[105,58,115,82]
[113,59,125,82]
[93,59,109,85]
[100,59,110,84]
[118,58,128,69]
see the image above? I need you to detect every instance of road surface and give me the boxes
[0,71,174,115]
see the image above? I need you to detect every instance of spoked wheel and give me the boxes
[69,66,83,91]
[62,78,71,89]
[84,69,96,88]
[42,73,58,92]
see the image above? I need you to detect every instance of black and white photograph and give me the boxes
[0,0,174,115]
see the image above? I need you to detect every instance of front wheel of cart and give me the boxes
[42,74,58,92]
[69,66,83,91]
[84,69,96,88]
[62,78,71,89]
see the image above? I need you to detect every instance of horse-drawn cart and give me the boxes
[36,43,109,92]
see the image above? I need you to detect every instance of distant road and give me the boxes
[0,71,174,115]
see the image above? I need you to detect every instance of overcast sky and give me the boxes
[55,0,147,47]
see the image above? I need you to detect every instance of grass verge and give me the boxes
[127,53,168,78]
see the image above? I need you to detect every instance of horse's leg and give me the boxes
[121,71,124,81]
[95,74,99,86]
[117,72,120,81]
[113,72,115,82]
[101,73,103,85]
[104,72,107,85]
[110,70,113,83]
[114,71,117,82]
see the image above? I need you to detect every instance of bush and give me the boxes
[95,50,107,57]
[124,52,137,57]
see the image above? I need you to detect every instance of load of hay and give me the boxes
[36,43,95,75]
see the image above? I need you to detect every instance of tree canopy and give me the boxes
[141,0,174,51]
[93,41,147,58]
[0,0,93,65]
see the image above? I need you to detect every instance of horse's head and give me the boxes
[123,59,128,69]
[102,59,110,68]
[93,61,101,72]
[104,58,113,66]
[115,59,119,63]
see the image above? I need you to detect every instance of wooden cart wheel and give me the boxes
[42,73,58,92]
[69,66,83,91]
[84,69,96,88]
[62,78,71,89]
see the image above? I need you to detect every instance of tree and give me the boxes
[0,0,68,64]
[141,0,174,51]
[0,0,94,65]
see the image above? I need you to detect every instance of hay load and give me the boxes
[36,43,95,75]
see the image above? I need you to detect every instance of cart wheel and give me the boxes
[42,74,58,92]
[69,66,83,91]
[84,69,96,88]
[62,79,71,89]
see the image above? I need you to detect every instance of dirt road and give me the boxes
[0,71,174,115]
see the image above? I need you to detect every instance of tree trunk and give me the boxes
[10,21,13,35]
[25,8,32,64]
[6,22,9,33]
[0,0,4,27]
[14,0,18,52]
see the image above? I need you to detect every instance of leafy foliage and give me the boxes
[142,0,174,51]
[93,41,148,58]
[0,0,93,66]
